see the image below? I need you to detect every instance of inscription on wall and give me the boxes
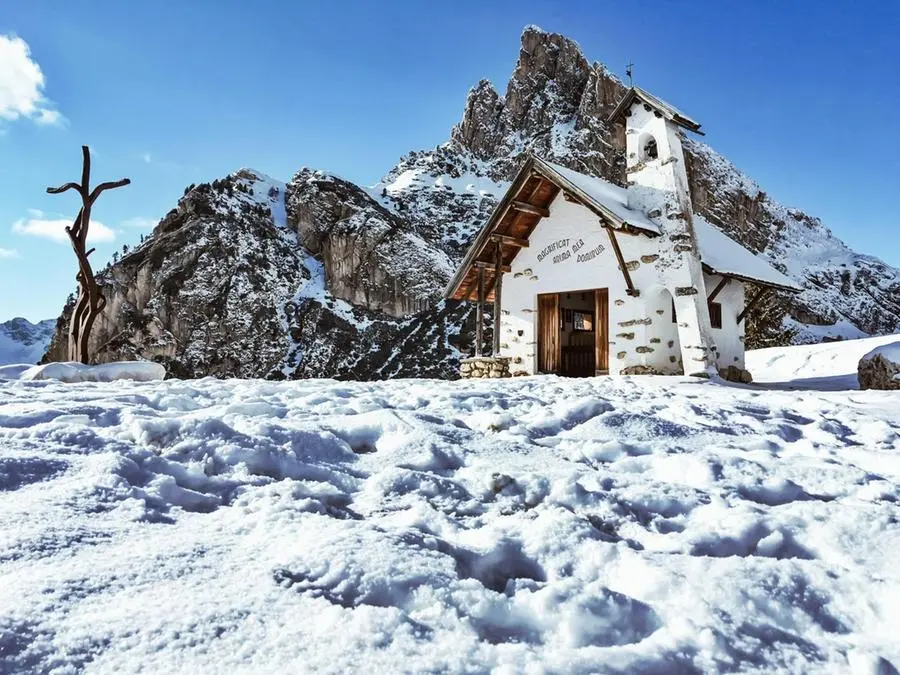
[536,238,605,266]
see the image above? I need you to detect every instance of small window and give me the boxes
[644,137,658,160]
[672,299,677,323]
[709,302,722,329]
[572,310,594,332]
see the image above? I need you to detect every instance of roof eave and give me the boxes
[607,87,704,135]
[530,157,661,237]
[702,264,802,294]
[442,156,537,299]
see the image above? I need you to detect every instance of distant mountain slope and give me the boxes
[42,26,900,377]
[0,318,55,365]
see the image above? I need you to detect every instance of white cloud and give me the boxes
[0,34,65,126]
[0,247,20,259]
[12,210,115,244]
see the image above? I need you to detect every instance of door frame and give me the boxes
[536,292,560,374]
[537,288,609,376]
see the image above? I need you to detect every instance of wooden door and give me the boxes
[595,288,609,373]
[537,293,560,374]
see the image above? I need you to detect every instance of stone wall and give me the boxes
[460,357,511,379]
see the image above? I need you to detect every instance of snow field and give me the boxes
[747,333,900,390]
[0,342,899,672]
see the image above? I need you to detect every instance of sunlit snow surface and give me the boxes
[1,339,899,673]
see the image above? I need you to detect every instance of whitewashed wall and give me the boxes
[499,197,748,376]
[502,198,687,375]
[705,273,746,370]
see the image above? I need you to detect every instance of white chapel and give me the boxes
[445,87,801,381]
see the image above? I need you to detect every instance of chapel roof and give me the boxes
[444,156,801,301]
[443,155,661,302]
[608,86,704,135]
[692,215,801,292]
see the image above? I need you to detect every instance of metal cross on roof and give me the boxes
[625,63,634,87]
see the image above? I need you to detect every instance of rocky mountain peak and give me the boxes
[451,27,600,165]
[504,25,590,130]
[451,79,504,159]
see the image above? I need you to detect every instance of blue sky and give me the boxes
[2,0,898,322]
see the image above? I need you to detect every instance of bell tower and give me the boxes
[609,88,718,375]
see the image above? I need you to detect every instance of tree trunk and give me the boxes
[47,146,129,364]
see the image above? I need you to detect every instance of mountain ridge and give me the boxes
[0,317,56,365]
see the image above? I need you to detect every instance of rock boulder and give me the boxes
[858,342,900,390]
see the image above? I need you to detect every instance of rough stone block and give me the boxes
[640,254,659,263]
[722,365,753,384]
[619,318,652,327]
[858,349,900,390]
[621,365,662,375]
[675,287,698,296]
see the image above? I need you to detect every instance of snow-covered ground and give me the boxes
[1,338,898,673]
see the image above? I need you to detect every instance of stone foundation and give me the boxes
[460,357,511,379]
[721,365,753,384]
[621,365,663,375]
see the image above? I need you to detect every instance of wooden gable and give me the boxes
[447,162,560,302]
[445,155,662,302]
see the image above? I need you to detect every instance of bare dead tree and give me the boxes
[47,146,130,363]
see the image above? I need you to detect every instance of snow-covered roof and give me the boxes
[535,159,662,235]
[608,87,704,135]
[445,156,801,300]
[693,215,802,292]
[540,159,799,291]
[544,159,800,292]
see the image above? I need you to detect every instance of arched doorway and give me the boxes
[644,286,683,375]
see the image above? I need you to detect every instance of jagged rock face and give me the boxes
[285,169,451,316]
[43,170,476,380]
[44,173,308,377]
[42,25,899,378]
[858,345,900,390]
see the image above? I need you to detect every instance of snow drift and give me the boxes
[0,337,898,672]
[11,361,167,383]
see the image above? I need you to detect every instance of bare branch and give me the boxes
[66,209,84,242]
[81,146,91,192]
[88,178,131,205]
[47,182,85,196]
[85,247,96,258]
